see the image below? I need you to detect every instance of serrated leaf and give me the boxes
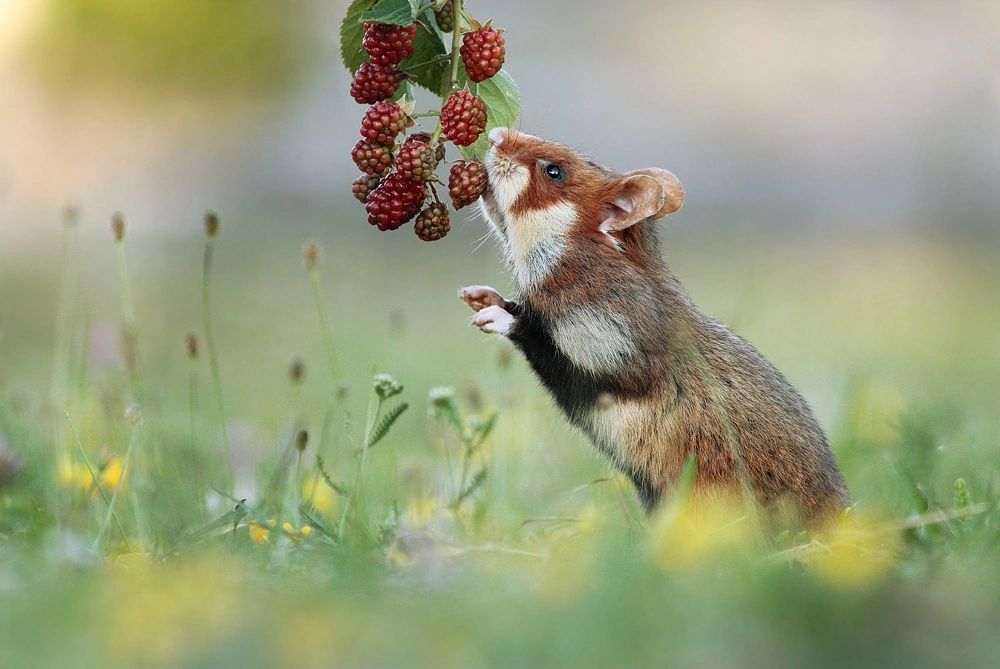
[340,0,377,73]
[360,0,419,25]
[316,455,350,496]
[367,401,410,448]
[452,66,520,161]
[473,412,498,446]
[299,502,337,540]
[454,468,488,507]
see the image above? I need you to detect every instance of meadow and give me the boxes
[0,204,997,668]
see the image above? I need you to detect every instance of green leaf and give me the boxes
[392,80,414,102]
[316,455,350,496]
[367,401,410,448]
[340,0,377,73]
[299,502,337,540]
[402,15,448,93]
[454,468,488,507]
[473,411,498,447]
[360,0,420,26]
[453,67,520,161]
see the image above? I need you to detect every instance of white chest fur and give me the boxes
[550,307,637,375]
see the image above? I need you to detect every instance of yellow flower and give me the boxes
[248,519,276,544]
[807,511,899,589]
[301,473,337,517]
[281,522,314,541]
[100,455,125,492]
[648,494,756,571]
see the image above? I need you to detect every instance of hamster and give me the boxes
[459,127,849,523]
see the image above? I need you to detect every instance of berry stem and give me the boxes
[447,0,463,89]
[431,0,465,147]
[404,54,449,71]
[202,234,233,491]
[410,111,440,119]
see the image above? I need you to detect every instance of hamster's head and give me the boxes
[479,128,684,290]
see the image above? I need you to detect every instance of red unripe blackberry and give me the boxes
[351,139,394,176]
[414,203,451,241]
[352,174,381,203]
[460,26,505,83]
[395,137,438,183]
[350,63,402,104]
[365,172,427,231]
[362,22,417,66]
[448,160,488,209]
[440,90,488,146]
[360,101,411,144]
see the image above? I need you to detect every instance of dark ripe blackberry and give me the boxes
[365,172,427,231]
[440,90,488,146]
[350,63,402,104]
[448,160,488,209]
[352,174,381,203]
[414,203,451,241]
[460,25,505,83]
[351,139,394,176]
[360,101,411,144]
[434,1,457,32]
[395,137,438,183]
[362,22,417,66]
[406,132,446,163]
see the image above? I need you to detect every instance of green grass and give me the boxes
[0,210,998,668]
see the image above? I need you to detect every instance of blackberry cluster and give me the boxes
[346,15,507,242]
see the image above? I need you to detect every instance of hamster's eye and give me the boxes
[544,163,564,182]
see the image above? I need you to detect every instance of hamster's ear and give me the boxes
[625,168,684,219]
[601,169,684,232]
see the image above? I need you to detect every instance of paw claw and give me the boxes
[458,285,506,312]
[471,304,514,336]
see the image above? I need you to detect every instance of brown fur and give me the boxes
[470,130,849,524]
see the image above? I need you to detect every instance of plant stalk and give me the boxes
[94,422,140,552]
[202,237,232,487]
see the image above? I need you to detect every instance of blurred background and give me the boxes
[1,2,999,666]
[2,0,999,493]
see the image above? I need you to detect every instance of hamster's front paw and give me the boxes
[458,285,506,312]
[471,305,514,336]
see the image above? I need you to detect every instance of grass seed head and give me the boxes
[289,357,306,384]
[184,333,199,360]
[204,211,220,237]
[302,240,323,270]
[111,212,126,241]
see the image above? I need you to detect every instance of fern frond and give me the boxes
[367,401,409,447]
[315,454,350,495]
[471,411,498,450]
[299,502,337,541]
[454,468,488,508]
